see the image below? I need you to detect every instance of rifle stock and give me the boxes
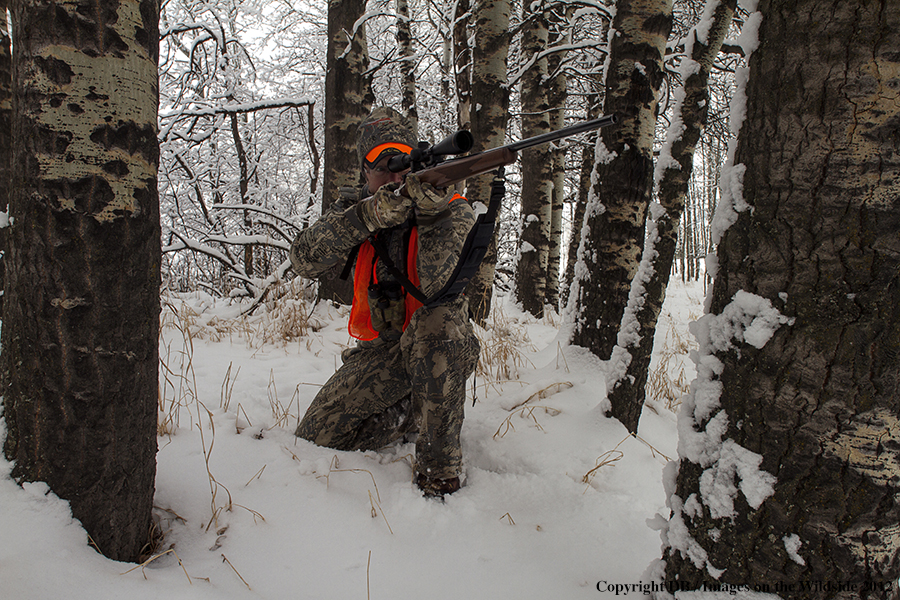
[414,146,518,190]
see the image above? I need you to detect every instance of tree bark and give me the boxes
[395,0,418,135]
[452,0,471,131]
[0,0,11,309]
[3,0,161,563]
[319,0,373,304]
[563,91,603,310]
[606,0,735,434]
[544,8,569,312]
[660,1,900,594]
[570,0,672,359]
[464,0,510,324]
[515,4,552,319]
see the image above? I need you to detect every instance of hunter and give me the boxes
[289,107,479,498]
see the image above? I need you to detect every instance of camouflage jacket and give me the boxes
[289,185,476,314]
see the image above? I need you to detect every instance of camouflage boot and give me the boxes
[416,473,461,499]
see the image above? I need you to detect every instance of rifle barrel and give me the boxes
[506,113,617,152]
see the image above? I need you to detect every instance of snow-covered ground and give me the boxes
[0,280,705,600]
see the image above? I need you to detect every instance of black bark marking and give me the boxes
[34,56,74,85]
[90,122,158,164]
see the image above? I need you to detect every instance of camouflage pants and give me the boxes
[296,299,479,480]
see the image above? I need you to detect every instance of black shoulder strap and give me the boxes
[422,169,505,305]
[339,243,362,281]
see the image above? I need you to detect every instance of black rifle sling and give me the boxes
[366,169,505,308]
[340,243,361,281]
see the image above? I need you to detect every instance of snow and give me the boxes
[699,439,775,519]
[783,534,805,566]
[696,290,793,353]
[0,282,706,600]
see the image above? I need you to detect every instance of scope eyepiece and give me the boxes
[387,153,411,173]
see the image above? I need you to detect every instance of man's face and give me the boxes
[364,155,409,194]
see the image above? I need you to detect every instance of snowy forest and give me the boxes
[2,0,900,598]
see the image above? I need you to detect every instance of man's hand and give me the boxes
[356,183,413,231]
[405,172,454,216]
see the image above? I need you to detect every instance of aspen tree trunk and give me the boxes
[606,0,735,434]
[681,192,692,281]
[562,6,610,310]
[0,0,10,307]
[515,4,552,318]
[3,0,161,563]
[319,0,373,304]
[452,0,471,130]
[563,90,602,310]
[544,6,569,312]
[395,0,418,135]
[547,145,564,310]
[658,1,900,594]
[570,0,672,359]
[0,0,9,204]
[464,0,510,324]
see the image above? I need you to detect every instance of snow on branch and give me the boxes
[201,234,291,251]
[210,203,305,232]
[160,97,314,121]
[508,41,607,89]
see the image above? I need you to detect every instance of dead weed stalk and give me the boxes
[494,405,561,439]
[582,433,672,487]
[159,296,201,435]
[311,455,393,534]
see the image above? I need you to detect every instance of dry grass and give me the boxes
[122,548,193,583]
[646,311,698,413]
[492,381,572,439]
[582,442,626,485]
[158,297,201,435]
[220,362,240,412]
[158,286,312,439]
[160,280,317,351]
[506,381,573,411]
[260,279,316,343]
[158,292,278,543]
[473,303,536,396]
[267,370,302,431]
[221,554,252,590]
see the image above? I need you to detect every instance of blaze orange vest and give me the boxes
[347,192,466,341]
[348,228,423,341]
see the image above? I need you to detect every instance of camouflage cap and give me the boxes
[356,107,416,168]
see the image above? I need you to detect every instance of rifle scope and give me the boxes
[388,130,475,173]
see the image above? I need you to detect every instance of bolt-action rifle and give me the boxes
[386,112,618,192]
[354,113,619,308]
